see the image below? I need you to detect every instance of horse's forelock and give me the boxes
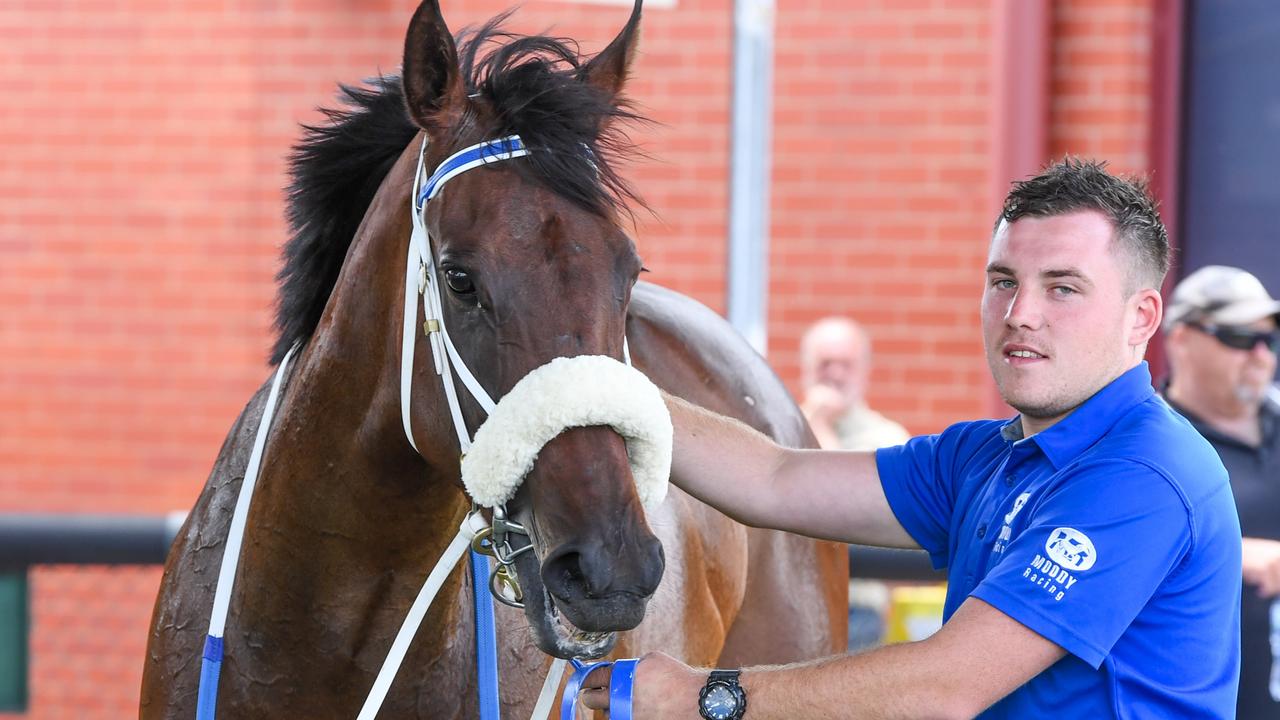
[455,18,648,221]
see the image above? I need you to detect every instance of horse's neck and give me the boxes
[229,352,471,661]
[250,141,464,562]
[220,146,484,708]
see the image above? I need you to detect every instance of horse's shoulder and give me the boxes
[143,375,284,716]
[151,370,285,630]
[628,282,814,449]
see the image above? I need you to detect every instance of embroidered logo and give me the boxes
[992,492,1032,555]
[1044,527,1096,572]
[1004,492,1031,525]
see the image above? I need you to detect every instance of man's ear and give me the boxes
[1129,288,1164,348]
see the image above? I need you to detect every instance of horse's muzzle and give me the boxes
[540,537,665,631]
[509,526,665,658]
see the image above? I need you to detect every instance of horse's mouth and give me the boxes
[539,581,619,659]
[508,541,619,659]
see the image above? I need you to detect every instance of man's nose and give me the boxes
[1004,289,1043,330]
[821,360,852,380]
[1249,338,1276,359]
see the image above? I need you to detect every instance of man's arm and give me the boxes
[581,597,1066,719]
[665,393,917,548]
[738,598,1065,719]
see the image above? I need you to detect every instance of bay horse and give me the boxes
[140,0,847,716]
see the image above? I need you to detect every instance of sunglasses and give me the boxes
[1187,322,1280,352]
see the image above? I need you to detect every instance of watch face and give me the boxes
[701,683,739,720]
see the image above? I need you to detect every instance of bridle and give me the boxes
[400,133,537,611]
[196,132,648,720]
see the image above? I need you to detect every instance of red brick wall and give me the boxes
[0,0,1156,716]
[768,1,995,429]
[1050,1,1152,171]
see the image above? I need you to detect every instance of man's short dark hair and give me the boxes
[997,157,1170,292]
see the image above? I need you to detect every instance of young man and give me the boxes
[1162,265,1280,719]
[582,159,1241,719]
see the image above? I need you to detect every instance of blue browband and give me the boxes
[417,135,530,209]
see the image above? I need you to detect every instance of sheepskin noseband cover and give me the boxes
[460,355,673,512]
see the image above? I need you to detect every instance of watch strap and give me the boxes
[708,670,740,684]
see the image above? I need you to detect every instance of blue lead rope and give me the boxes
[195,635,223,720]
[470,548,502,720]
[561,657,639,720]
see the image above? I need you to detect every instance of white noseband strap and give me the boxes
[461,355,672,512]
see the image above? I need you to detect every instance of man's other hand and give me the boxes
[578,652,707,719]
[1242,537,1280,597]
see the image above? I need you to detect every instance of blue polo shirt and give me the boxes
[876,363,1241,718]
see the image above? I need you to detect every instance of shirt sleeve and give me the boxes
[970,458,1192,668]
[875,423,985,569]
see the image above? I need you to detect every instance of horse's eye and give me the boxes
[444,268,475,295]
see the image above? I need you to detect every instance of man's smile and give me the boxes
[1002,342,1049,365]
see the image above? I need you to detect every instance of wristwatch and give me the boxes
[698,669,747,720]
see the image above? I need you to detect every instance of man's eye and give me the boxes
[992,278,1016,290]
[1053,286,1077,296]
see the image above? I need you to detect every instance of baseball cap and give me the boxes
[1164,265,1280,332]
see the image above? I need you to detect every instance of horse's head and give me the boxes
[401,0,663,658]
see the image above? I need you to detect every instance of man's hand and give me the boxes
[577,652,706,719]
[801,384,847,427]
[800,384,848,449]
[1242,537,1280,597]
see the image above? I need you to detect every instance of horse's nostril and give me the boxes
[543,546,604,599]
[554,552,588,591]
[542,537,665,603]
[648,536,666,579]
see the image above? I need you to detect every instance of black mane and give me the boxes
[271,22,644,365]
[455,15,644,219]
[271,76,417,364]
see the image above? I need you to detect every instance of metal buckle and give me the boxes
[490,564,523,606]
[471,527,495,556]
[483,505,532,608]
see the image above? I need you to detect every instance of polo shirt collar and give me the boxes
[999,362,1155,469]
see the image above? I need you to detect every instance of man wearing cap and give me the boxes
[1163,264,1280,718]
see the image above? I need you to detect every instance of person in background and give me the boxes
[799,316,910,451]
[1163,264,1280,719]
[799,316,914,651]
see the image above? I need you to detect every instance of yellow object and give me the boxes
[884,584,947,644]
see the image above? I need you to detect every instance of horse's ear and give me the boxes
[402,0,465,133]
[577,0,642,99]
